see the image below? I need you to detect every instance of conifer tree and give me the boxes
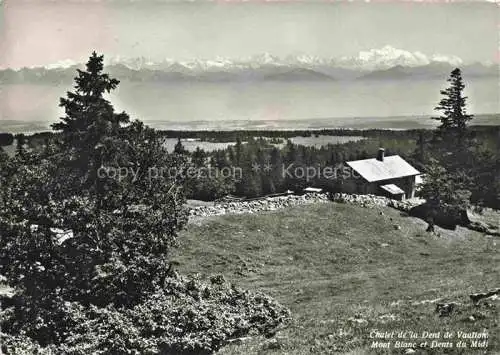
[173,137,186,154]
[433,68,473,140]
[52,52,130,181]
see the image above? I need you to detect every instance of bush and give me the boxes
[1,274,290,354]
[409,202,470,230]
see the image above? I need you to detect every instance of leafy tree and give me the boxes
[185,172,235,201]
[418,159,471,208]
[1,54,188,308]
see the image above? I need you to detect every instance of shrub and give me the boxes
[1,275,290,354]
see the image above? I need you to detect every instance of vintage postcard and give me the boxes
[0,0,498,354]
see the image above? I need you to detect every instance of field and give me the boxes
[284,135,365,149]
[162,135,366,153]
[175,203,500,354]
[163,138,238,153]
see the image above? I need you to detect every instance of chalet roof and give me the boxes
[303,187,323,193]
[346,155,420,183]
[380,184,405,195]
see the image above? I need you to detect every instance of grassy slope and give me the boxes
[175,203,500,354]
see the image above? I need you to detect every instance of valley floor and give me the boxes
[175,202,500,354]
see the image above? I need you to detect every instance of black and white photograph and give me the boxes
[0,0,499,353]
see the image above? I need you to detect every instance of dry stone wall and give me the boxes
[188,193,423,222]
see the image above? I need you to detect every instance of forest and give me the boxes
[2,108,499,209]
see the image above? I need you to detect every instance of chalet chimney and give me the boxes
[377,148,385,161]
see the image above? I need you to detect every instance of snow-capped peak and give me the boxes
[44,59,79,70]
[338,45,463,70]
[26,47,472,73]
[283,54,326,67]
[430,54,463,66]
[249,53,281,65]
[106,56,155,70]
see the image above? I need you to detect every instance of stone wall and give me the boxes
[328,193,421,212]
[188,193,330,221]
[188,193,423,222]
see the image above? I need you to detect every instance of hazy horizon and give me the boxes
[1,77,497,133]
[1,0,498,129]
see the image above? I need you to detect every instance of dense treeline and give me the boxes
[2,124,498,207]
[173,121,499,208]
[177,136,415,199]
[159,128,425,142]
[3,125,497,153]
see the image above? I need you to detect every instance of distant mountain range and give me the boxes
[0,47,497,85]
[358,62,498,81]
[0,62,496,85]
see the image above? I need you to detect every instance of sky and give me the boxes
[0,0,498,68]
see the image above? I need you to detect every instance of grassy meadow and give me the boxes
[175,203,500,354]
